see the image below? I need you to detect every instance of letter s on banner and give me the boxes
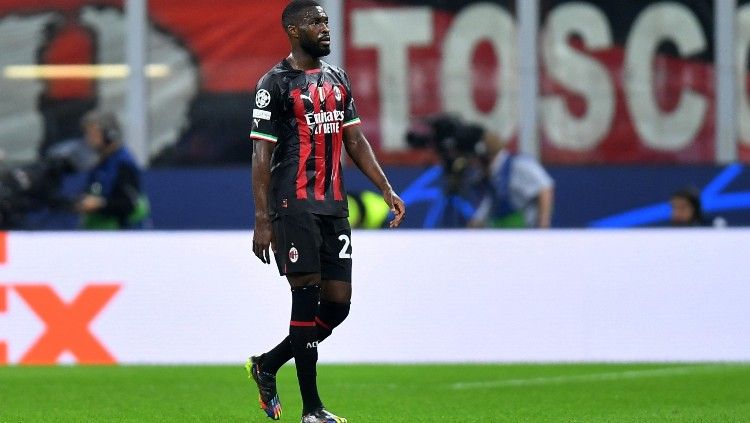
[541,3,614,151]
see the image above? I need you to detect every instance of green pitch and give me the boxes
[1,363,749,422]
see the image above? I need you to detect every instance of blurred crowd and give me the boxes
[0,111,149,230]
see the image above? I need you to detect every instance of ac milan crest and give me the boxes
[333,85,342,101]
[289,246,299,263]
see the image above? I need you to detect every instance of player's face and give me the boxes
[297,6,330,58]
[83,123,106,152]
[670,197,695,225]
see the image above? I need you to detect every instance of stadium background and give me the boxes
[1,0,750,230]
[0,0,747,380]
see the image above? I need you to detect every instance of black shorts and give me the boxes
[272,213,353,282]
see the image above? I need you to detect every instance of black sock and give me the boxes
[259,338,292,374]
[315,300,350,342]
[261,300,350,374]
[290,285,322,413]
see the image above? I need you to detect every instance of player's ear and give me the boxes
[286,24,299,39]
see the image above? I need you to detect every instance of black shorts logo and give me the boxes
[288,246,299,263]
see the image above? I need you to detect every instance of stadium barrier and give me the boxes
[0,230,748,365]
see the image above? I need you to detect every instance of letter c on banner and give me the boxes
[624,3,708,151]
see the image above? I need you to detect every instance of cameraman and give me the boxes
[75,110,149,229]
[469,132,554,229]
[407,114,490,227]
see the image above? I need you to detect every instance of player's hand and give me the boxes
[383,189,406,228]
[467,218,485,229]
[252,218,274,264]
[76,195,106,213]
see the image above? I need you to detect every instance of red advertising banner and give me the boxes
[345,0,750,164]
[0,1,747,165]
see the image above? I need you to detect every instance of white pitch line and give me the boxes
[450,365,730,390]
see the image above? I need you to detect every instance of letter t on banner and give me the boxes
[352,8,433,151]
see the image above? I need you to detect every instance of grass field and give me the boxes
[1,363,749,422]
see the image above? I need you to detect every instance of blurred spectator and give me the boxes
[75,110,150,229]
[669,188,705,227]
[669,188,728,228]
[469,133,555,228]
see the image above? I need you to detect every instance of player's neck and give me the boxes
[287,51,322,72]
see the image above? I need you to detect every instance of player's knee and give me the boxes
[290,284,320,323]
[287,272,321,288]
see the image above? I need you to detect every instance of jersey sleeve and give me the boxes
[250,75,281,143]
[511,156,554,200]
[341,72,361,128]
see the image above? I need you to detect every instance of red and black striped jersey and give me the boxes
[251,59,360,218]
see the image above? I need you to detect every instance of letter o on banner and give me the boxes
[441,3,518,140]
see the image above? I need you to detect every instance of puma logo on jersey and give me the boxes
[301,87,333,104]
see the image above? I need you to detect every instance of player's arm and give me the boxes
[251,76,280,263]
[343,125,405,228]
[252,140,274,263]
[537,186,554,228]
[517,158,555,229]
[468,196,491,228]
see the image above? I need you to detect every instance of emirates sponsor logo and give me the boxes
[305,110,344,126]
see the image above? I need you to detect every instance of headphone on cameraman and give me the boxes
[82,110,121,146]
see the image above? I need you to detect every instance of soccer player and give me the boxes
[248,1,406,422]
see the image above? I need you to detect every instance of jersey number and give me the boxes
[338,234,351,259]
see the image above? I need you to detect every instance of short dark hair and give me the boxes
[671,187,703,222]
[282,0,321,28]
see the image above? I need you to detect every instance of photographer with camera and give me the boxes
[0,140,96,229]
[75,110,149,229]
[407,114,489,227]
[469,131,554,229]
[408,113,554,228]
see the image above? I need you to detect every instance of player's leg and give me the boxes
[315,280,351,343]
[317,215,353,342]
[286,272,324,415]
[254,283,348,422]
[248,213,322,419]
[257,216,353,374]
[255,281,350,376]
[297,216,352,422]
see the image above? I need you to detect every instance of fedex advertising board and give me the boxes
[1,230,748,364]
